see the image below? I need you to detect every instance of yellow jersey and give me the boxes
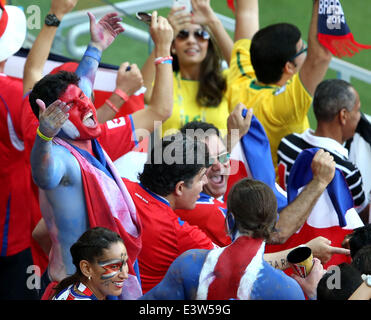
[227,39,312,169]
[161,70,231,137]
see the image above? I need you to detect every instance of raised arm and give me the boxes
[23,0,78,95]
[269,149,336,244]
[299,0,332,96]
[226,103,253,153]
[131,11,173,134]
[96,62,143,123]
[191,0,233,63]
[30,99,70,189]
[141,6,187,105]
[234,0,259,42]
[75,12,124,99]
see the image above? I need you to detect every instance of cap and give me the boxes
[0,3,27,61]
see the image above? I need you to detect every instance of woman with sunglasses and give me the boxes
[50,227,129,300]
[141,0,233,136]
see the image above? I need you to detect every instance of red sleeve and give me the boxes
[176,220,214,253]
[98,115,137,161]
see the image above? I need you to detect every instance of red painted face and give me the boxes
[58,84,101,140]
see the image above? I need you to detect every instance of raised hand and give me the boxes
[191,0,217,26]
[115,62,143,96]
[37,99,71,139]
[88,12,125,52]
[167,7,192,37]
[150,11,174,55]
[227,103,253,139]
[311,149,336,188]
[50,0,79,20]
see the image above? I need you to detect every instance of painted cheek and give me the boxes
[100,262,124,280]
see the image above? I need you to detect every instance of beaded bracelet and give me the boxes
[114,88,129,102]
[105,99,119,113]
[37,127,53,141]
[154,56,173,65]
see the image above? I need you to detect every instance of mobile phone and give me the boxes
[136,12,152,25]
[172,0,192,13]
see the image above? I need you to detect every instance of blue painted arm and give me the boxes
[30,137,68,190]
[75,45,102,99]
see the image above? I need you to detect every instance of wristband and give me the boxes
[105,99,119,113]
[84,45,102,63]
[154,56,173,65]
[37,127,53,141]
[114,88,129,102]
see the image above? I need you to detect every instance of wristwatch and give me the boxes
[45,14,61,27]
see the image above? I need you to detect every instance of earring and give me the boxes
[88,276,91,281]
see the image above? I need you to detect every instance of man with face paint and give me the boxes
[29,12,174,300]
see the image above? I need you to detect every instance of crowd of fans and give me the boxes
[0,0,370,301]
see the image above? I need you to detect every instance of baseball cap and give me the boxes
[0,2,27,61]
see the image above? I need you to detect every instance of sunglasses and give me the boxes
[290,40,308,60]
[209,152,230,165]
[176,29,210,41]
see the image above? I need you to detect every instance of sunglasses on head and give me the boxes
[209,152,230,165]
[176,29,210,41]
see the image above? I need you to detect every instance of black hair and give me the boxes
[180,120,220,138]
[349,224,371,259]
[138,133,211,196]
[226,178,277,240]
[52,227,123,298]
[29,71,80,119]
[250,23,301,84]
[352,244,371,275]
[317,263,363,300]
[313,79,357,122]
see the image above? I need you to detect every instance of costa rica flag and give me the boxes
[226,112,287,212]
[265,148,364,269]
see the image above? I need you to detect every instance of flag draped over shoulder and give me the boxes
[265,148,364,269]
[54,138,143,300]
[227,113,287,212]
[317,0,371,57]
